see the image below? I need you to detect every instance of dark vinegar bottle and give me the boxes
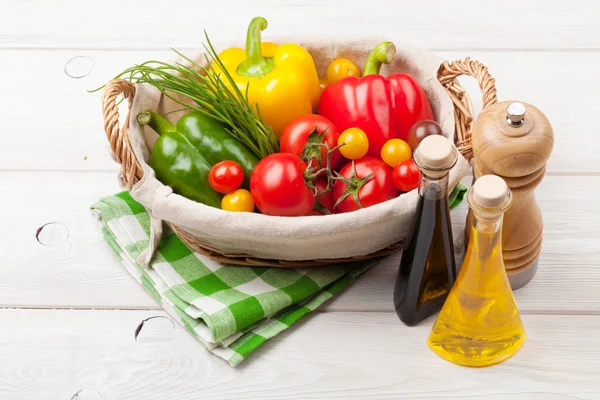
[394,135,458,326]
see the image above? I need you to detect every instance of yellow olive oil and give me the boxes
[427,176,525,367]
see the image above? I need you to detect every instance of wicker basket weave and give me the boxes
[101,55,497,267]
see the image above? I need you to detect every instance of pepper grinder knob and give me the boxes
[506,102,526,127]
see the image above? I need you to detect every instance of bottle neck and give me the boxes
[419,172,449,200]
[472,209,504,237]
[467,183,511,239]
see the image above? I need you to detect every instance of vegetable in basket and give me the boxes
[407,120,444,151]
[222,189,255,213]
[338,128,369,160]
[326,57,361,85]
[212,17,320,137]
[319,41,435,157]
[137,109,259,207]
[209,161,244,194]
[381,138,412,167]
[250,153,315,217]
[333,157,398,213]
[392,159,420,192]
[311,177,335,216]
[280,114,341,169]
[102,32,279,160]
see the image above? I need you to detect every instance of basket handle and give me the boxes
[438,57,498,161]
[101,79,143,188]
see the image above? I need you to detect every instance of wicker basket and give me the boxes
[101,43,497,267]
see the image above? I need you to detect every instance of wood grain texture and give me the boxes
[0,309,598,399]
[472,101,554,178]
[466,101,554,280]
[1,173,598,314]
[0,50,595,173]
[2,0,600,50]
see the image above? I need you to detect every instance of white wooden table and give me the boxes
[2,1,599,398]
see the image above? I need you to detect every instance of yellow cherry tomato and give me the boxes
[380,138,412,168]
[338,128,369,160]
[327,57,361,85]
[221,189,255,213]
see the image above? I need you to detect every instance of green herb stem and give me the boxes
[94,32,279,159]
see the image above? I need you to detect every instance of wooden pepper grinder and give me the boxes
[466,101,554,289]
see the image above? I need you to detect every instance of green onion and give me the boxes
[100,31,279,159]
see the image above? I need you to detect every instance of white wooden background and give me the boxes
[2,1,600,399]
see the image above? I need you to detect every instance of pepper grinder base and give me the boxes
[507,259,538,290]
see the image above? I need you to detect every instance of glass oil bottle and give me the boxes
[428,175,526,367]
[394,135,458,326]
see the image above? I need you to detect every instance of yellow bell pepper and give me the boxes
[212,17,320,137]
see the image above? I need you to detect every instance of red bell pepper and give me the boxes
[318,42,434,158]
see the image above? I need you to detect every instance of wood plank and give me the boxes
[1,49,596,173]
[0,309,598,399]
[2,0,600,50]
[0,172,597,314]
[0,171,158,309]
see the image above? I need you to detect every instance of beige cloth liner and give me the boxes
[122,38,469,264]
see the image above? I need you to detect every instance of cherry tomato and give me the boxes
[310,177,335,215]
[338,128,369,160]
[326,57,361,85]
[221,189,255,212]
[407,120,443,151]
[333,157,398,213]
[280,114,341,169]
[380,139,412,168]
[250,153,315,216]
[208,161,244,194]
[392,159,421,192]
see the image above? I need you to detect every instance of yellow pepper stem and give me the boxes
[363,41,396,76]
[237,16,276,78]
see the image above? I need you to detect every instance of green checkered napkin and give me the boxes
[91,192,378,366]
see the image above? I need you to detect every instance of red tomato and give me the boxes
[393,159,421,192]
[250,153,315,216]
[280,114,341,169]
[311,178,335,215]
[333,157,398,213]
[208,161,244,194]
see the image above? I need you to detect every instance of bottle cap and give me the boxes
[413,135,457,175]
[472,175,511,209]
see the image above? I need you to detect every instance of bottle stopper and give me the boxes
[413,135,457,177]
[471,175,512,210]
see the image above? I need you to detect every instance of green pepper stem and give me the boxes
[236,16,275,78]
[137,109,175,136]
[362,41,396,76]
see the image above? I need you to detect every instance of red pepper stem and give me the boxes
[362,41,396,76]
[137,109,175,136]
[237,17,276,78]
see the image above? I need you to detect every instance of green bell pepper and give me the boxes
[137,109,260,208]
